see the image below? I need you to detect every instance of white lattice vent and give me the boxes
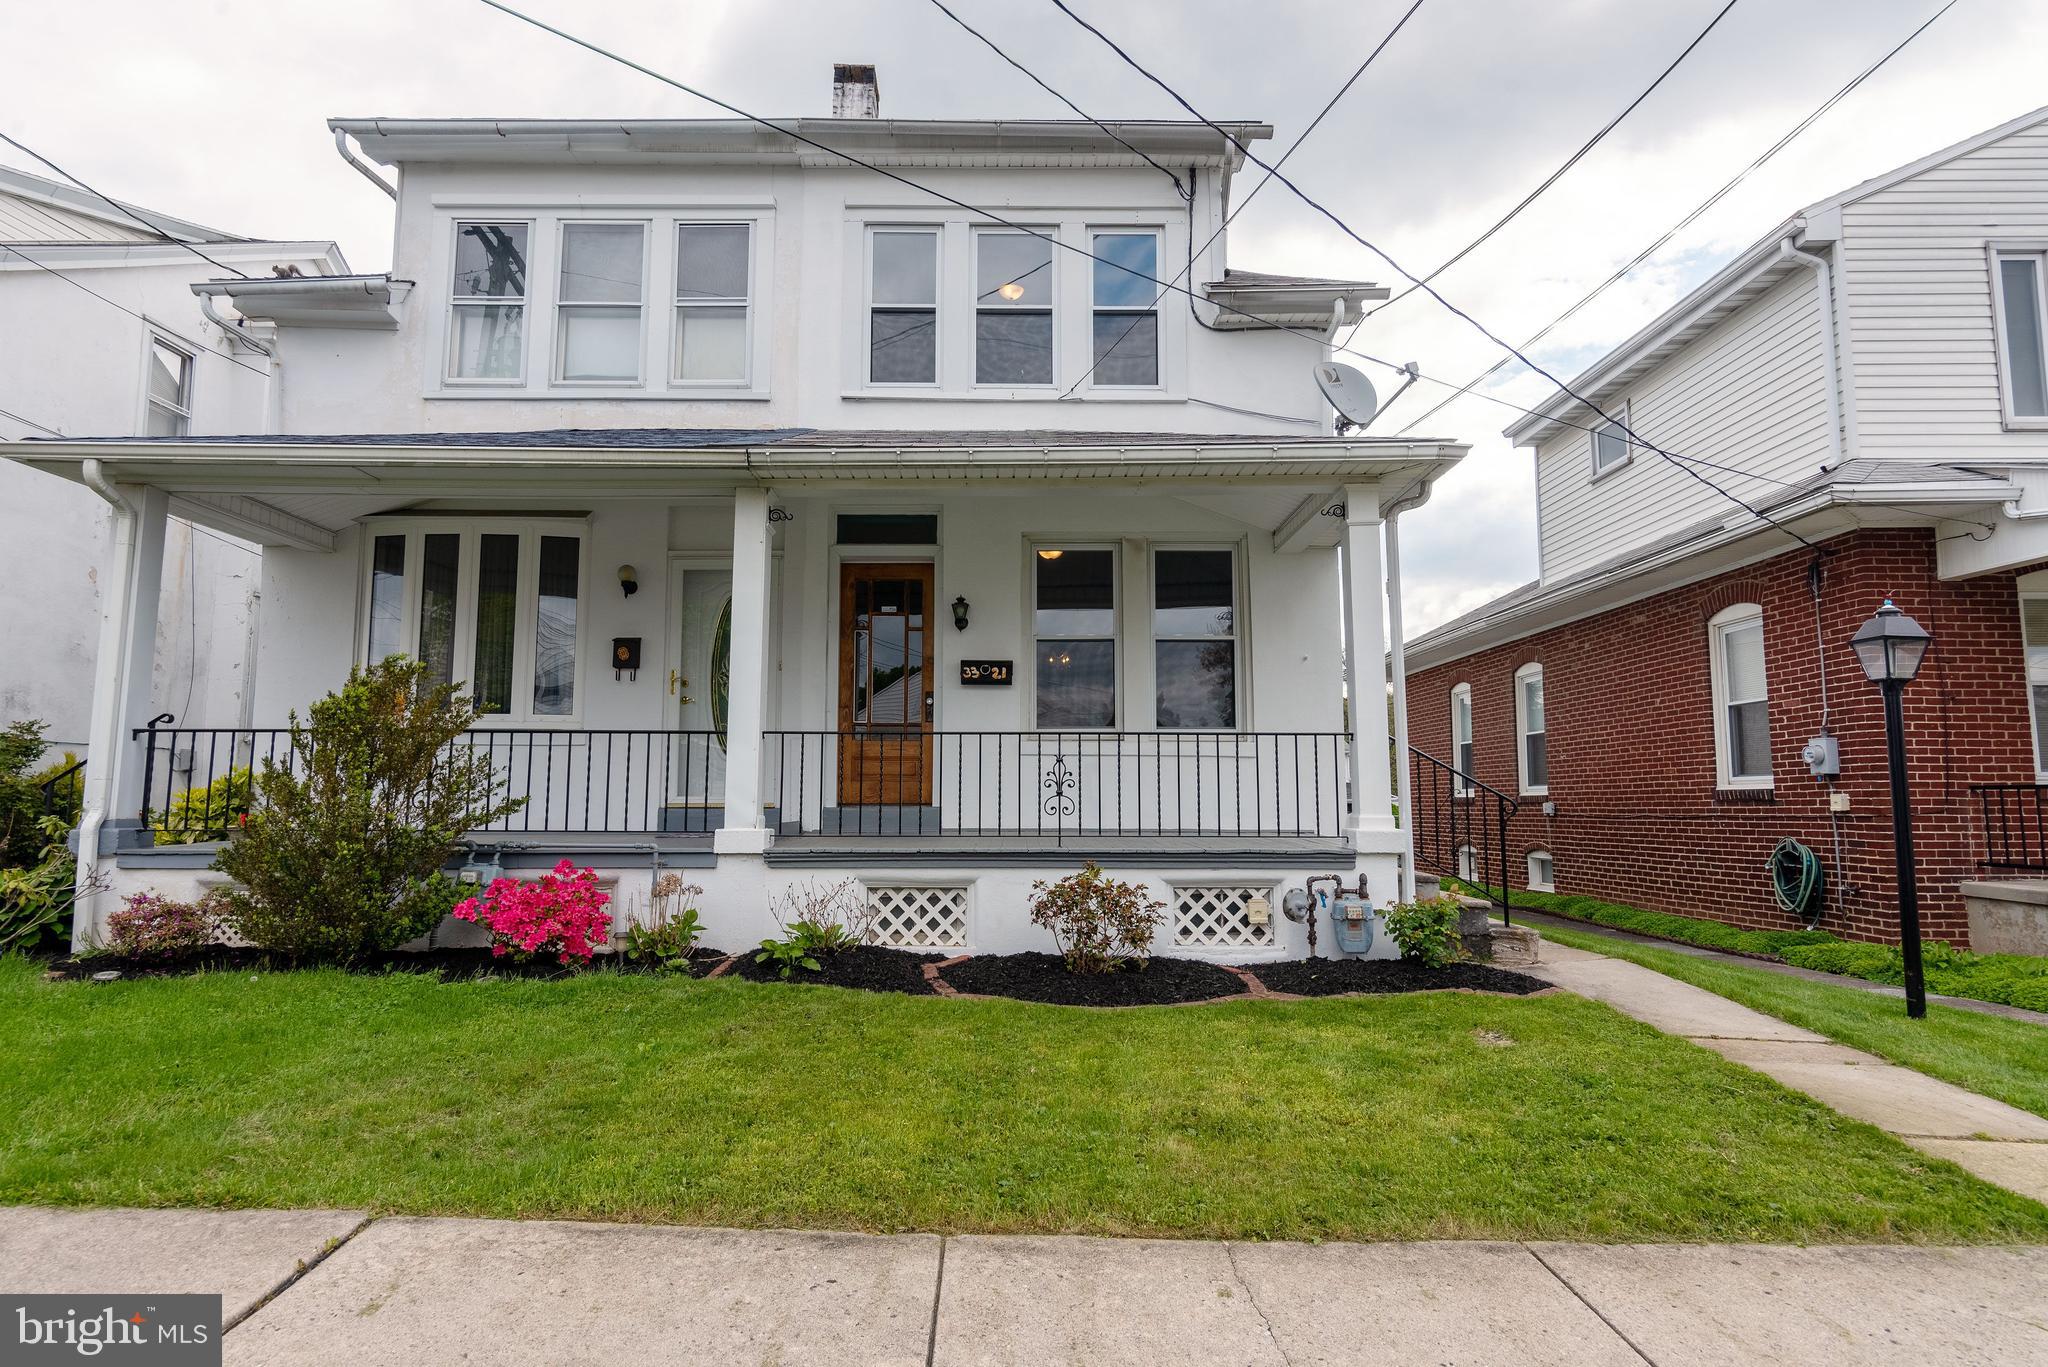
[864,885,969,949]
[1173,885,1276,949]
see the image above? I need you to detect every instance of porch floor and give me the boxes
[764,834,1356,867]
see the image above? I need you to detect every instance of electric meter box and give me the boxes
[1801,735,1840,780]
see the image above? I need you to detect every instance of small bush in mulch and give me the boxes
[725,944,940,995]
[1249,957,1548,997]
[942,951,1246,1007]
[51,944,731,982]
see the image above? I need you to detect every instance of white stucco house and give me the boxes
[4,71,1465,959]
[0,165,345,757]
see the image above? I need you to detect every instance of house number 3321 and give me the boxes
[959,660,1012,685]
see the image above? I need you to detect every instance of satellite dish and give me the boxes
[1315,362,1379,430]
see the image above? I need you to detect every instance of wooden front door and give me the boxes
[839,562,935,806]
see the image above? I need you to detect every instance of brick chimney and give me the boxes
[832,63,879,119]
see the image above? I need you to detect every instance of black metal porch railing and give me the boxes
[1971,783,2048,871]
[1406,745,1517,923]
[135,720,729,839]
[765,730,1350,841]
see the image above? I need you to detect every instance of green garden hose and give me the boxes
[1768,837,1825,929]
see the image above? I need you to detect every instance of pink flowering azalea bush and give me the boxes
[452,859,612,965]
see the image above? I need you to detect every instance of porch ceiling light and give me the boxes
[618,564,639,598]
[1849,598,1931,684]
[952,595,970,631]
[997,280,1026,302]
[1036,548,1063,560]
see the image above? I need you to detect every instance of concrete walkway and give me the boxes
[2,1205,2044,1365]
[1525,938,2048,1204]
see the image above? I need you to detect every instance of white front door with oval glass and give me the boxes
[669,563,732,830]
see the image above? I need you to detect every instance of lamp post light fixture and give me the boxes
[1849,598,1934,1019]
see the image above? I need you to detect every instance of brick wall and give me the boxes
[1404,528,2040,946]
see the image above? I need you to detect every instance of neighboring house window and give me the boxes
[869,229,939,384]
[1591,402,1632,476]
[1994,250,2048,422]
[1090,231,1160,387]
[1709,603,1771,787]
[555,223,645,384]
[1153,547,1236,728]
[362,521,586,721]
[1527,849,1554,893]
[1449,682,1474,793]
[976,230,1054,385]
[145,337,193,436]
[674,223,751,385]
[447,221,529,381]
[2025,593,2048,779]
[1514,663,1548,794]
[1034,545,1115,727]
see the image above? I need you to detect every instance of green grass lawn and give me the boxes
[1,956,2044,1243]
[1531,921,2048,1122]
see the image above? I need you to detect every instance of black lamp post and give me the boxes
[1849,598,1934,1019]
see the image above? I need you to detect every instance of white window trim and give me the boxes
[1988,242,2048,431]
[551,219,649,387]
[1708,602,1773,790]
[141,328,195,436]
[1149,542,1243,732]
[2020,577,2048,782]
[1028,540,1120,732]
[1086,227,1164,392]
[1513,662,1548,797]
[670,220,755,391]
[356,516,590,726]
[1526,849,1554,894]
[1590,401,1633,479]
[864,225,943,389]
[444,219,533,387]
[973,226,1058,391]
[1449,682,1474,795]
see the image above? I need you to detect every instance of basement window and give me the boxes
[1526,850,1554,893]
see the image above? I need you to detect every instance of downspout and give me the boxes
[195,290,281,434]
[1780,237,1845,468]
[333,128,398,200]
[1384,510,1415,902]
[75,459,138,947]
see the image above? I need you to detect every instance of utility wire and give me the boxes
[1363,0,1740,319]
[0,402,64,437]
[1391,0,1961,437]
[0,243,273,379]
[0,129,253,280]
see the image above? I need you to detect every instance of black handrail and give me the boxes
[1971,783,2048,871]
[1406,744,1518,925]
[38,757,85,818]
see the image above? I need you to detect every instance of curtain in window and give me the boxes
[471,534,519,714]
[532,535,579,716]
[417,533,461,686]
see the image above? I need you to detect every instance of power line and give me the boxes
[0,129,253,280]
[1362,0,1741,319]
[1391,0,1960,437]
[0,243,274,380]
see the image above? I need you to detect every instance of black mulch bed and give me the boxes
[46,944,731,982]
[941,951,1247,1007]
[724,944,942,994]
[1248,957,1549,997]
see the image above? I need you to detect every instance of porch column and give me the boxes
[74,479,169,945]
[715,486,773,854]
[1343,483,1396,839]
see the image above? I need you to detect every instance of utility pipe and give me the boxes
[73,459,138,948]
[1780,237,1846,468]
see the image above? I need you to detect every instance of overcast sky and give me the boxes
[6,0,2045,636]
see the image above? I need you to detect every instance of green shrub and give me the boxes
[149,767,252,845]
[212,657,524,962]
[624,875,705,974]
[0,814,91,954]
[1028,862,1165,975]
[1384,895,1463,968]
[0,721,79,871]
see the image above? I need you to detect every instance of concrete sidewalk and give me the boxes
[1525,939,2048,1205]
[2,1205,2044,1365]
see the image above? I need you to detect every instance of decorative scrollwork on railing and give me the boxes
[1041,754,1077,817]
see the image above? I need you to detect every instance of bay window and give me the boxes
[976,230,1054,385]
[447,221,529,381]
[1514,663,1547,795]
[555,223,645,383]
[1034,546,1116,728]
[1090,231,1160,387]
[1994,248,2048,424]
[1709,604,1771,787]
[870,229,939,384]
[362,520,586,721]
[1153,548,1236,728]
[673,223,751,385]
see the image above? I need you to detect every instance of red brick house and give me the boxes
[1402,109,2048,952]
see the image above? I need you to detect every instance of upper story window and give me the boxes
[1993,249,2048,426]
[1709,603,1771,788]
[447,222,529,382]
[1514,663,1547,795]
[869,229,939,385]
[1091,231,1160,387]
[1153,547,1237,728]
[1591,402,1632,477]
[556,223,645,384]
[674,223,752,386]
[976,230,1054,386]
[1034,545,1116,728]
[145,336,193,436]
[362,519,586,722]
[1449,682,1474,793]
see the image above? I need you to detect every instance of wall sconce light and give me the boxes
[952,595,970,632]
[618,565,639,598]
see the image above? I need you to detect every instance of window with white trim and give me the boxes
[1591,402,1632,477]
[1993,249,2048,423]
[361,520,586,722]
[869,229,939,384]
[673,223,751,385]
[1709,604,1771,787]
[1456,844,1477,881]
[1450,682,1474,793]
[1514,663,1548,794]
[145,337,193,436]
[976,229,1054,385]
[1033,545,1116,728]
[447,221,529,382]
[555,223,645,384]
[1090,230,1160,387]
[1153,547,1236,728]
[1527,849,1554,893]
[2024,592,2048,779]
